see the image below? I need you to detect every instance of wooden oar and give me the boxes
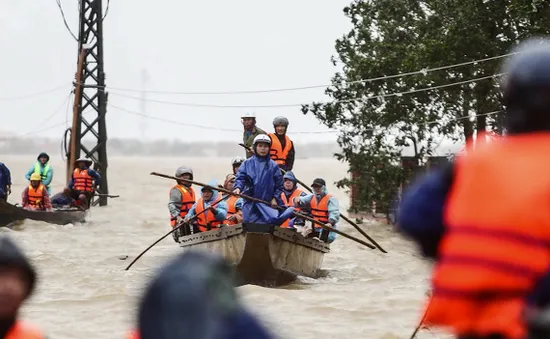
[125,193,231,271]
[238,143,387,253]
[94,193,120,198]
[150,172,376,250]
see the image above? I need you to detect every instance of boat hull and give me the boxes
[0,199,87,227]
[177,223,329,287]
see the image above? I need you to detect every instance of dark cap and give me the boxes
[311,178,326,187]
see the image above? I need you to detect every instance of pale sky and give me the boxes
[0,0,353,142]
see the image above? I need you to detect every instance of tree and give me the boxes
[303,0,550,213]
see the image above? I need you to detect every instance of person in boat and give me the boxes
[397,39,550,339]
[68,158,101,209]
[50,187,76,209]
[280,171,306,228]
[24,152,53,196]
[222,174,243,225]
[241,112,266,159]
[168,166,196,240]
[268,116,295,171]
[0,236,45,339]
[0,162,11,201]
[184,180,227,233]
[293,178,339,243]
[231,157,245,175]
[21,173,52,211]
[233,134,294,225]
[129,251,274,339]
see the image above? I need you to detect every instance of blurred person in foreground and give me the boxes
[0,236,45,338]
[398,38,550,339]
[0,162,11,201]
[127,251,274,339]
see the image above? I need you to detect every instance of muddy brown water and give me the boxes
[1,155,446,338]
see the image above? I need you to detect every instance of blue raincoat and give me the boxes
[186,179,228,222]
[233,153,294,225]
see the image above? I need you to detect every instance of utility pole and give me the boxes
[140,69,149,138]
[66,0,109,206]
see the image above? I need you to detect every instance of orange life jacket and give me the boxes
[310,194,332,228]
[5,321,44,339]
[268,133,292,167]
[423,133,550,339]
[73,168,94,192]
[224,195,239,225]
[27,184,45,208]
[195,197,222,232]
[169,185,196,227]
[280,189,303,228]
[126,330,139,339]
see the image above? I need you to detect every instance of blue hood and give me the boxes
[201,179,219,203]
[283,171,297,183]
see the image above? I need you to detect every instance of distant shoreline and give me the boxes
[0,137,341,158]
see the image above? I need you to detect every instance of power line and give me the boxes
[109,73,502,109]
[55,0,78,41]
[0,83,70,101]
[108,104,339,134]
[106,53,512,95]
[21,92,73,136]
[108,103,502,135]
[102,0,110,20]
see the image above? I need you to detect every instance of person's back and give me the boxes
[397,39,550,339]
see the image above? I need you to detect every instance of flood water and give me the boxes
[1,155,446,339]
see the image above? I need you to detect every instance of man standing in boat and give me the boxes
[21,173,52,211]
[68,157,101,209]
[280,171,306,228]
[268,116,295,171]
[25,152,53,196]
[0,162,11,201]
[233,134,292,225]
[241,112,266,159]
[293,178,339,243]
[168,166,196,240]
[0,236,46,338]
[184,180,228,232]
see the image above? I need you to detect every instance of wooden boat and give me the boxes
[177,223,330,287]
[0,199,87,227]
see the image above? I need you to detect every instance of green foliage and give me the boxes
[303,0,550,213]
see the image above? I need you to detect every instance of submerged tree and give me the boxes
[303,0,550,213]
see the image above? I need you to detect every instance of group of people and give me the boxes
[168,114,340,243]
[0,153,101,212]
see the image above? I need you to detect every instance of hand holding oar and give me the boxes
[124,193,231,271]
[150,172,376,250]
[238,143,387,253]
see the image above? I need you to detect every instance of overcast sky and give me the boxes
[0,0,354,142]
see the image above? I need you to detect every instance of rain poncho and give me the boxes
[138,251,274,339]
[186,180,228,222]
[233,154,293,225]
[297,185,340,243]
